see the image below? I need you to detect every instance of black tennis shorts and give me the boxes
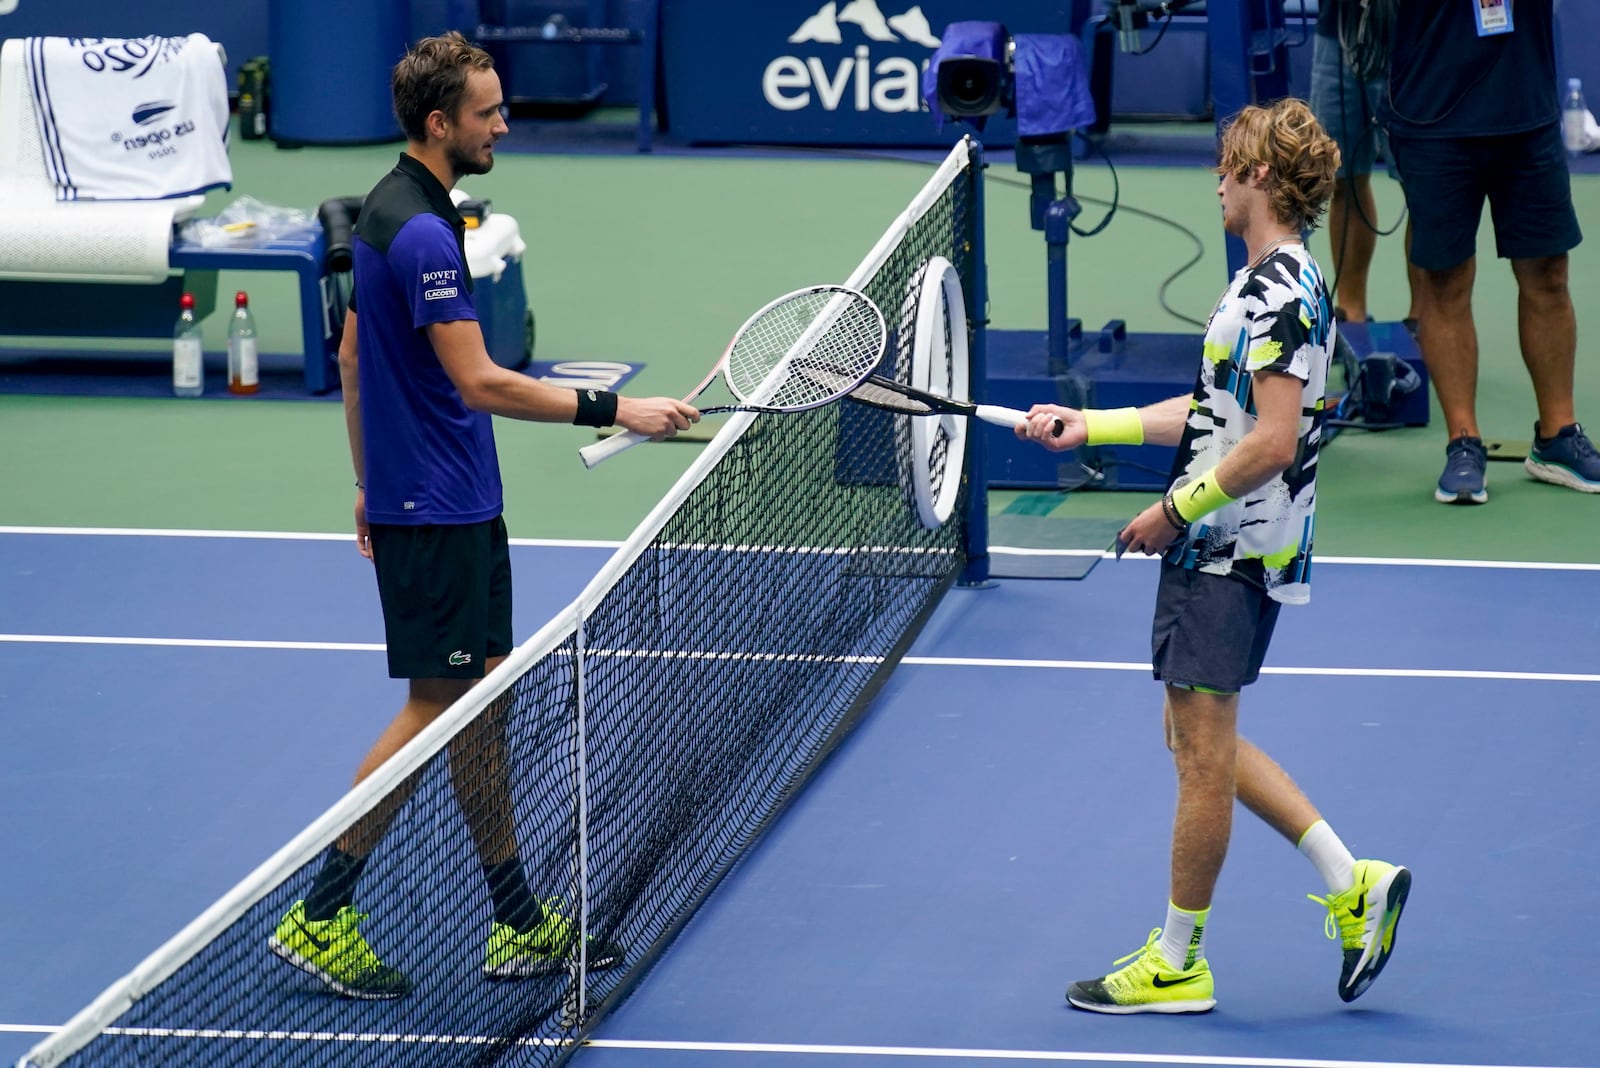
[1151,563,1281,694]
[369,516,513,681]
[1388,123,1583,272]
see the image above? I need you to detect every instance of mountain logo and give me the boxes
[763,1,942,115]
[131,100,177,126]
[789,1,941,47]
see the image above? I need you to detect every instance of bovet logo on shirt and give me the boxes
[423,268,460,301]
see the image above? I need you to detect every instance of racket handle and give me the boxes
[974,405,1065,438]
[578,427,653,469]
[973,404,1027,428]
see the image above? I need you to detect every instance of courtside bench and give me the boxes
[0,36,338,393]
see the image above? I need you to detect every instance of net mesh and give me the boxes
[25,138,983,1068]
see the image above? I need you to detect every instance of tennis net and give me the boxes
[23,135,987,1068]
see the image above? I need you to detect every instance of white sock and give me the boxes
[1298,818,1356,894]
[1158,902,1210,970]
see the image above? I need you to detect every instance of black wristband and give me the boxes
[572,388,619,428]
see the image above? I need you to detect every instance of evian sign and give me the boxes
[763,0,940,113]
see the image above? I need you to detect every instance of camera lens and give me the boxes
[950,73,987,108]
[937,57,1002,116]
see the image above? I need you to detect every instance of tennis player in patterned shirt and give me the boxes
[1016,98,1410,1014]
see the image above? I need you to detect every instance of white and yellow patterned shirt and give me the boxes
[1165,245,1334,605]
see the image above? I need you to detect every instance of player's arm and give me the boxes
[427,319,697,438]
[337,308,373,559]
[1016,393,1192,452]
[1115,375,1301,557]
[1208,369,1302,497]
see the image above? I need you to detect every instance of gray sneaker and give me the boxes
[1525,422,1600,493]
[1434,436,1488,504]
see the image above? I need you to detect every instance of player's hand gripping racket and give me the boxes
[789,370,1065,436]
[579,285,888,469]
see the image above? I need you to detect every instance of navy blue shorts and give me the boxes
[369,516,513,680]
[1151,564,1281,694]
[1388,123,1583,271]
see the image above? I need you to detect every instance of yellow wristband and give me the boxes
[1169,466,1235,523]
[1082,407,1144,446]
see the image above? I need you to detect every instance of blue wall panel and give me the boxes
[4,1,1590,132]
[0,0,268,86]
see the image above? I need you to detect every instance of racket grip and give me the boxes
[975,405,1065,438]
[974,404,1027,428]
[578,428,653,469]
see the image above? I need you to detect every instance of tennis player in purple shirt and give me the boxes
[268,31,696,998]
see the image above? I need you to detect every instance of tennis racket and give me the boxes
[578,285,887,469]
[793,369,1065,436]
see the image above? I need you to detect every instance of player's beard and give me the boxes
[449,142,495,179]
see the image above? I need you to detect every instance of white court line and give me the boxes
[990,547,1107,558]
[0,635,383,652]
[588,1040,1582,1068]
[1,635,1596,683]
[0,1025,1581,1068]
[5,526,1600,572]
[902,656,1600,684]
[0,526,618,549]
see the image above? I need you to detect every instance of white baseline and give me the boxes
[0,1025,1583,1068]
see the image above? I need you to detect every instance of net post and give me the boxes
[959,136,993,588]
[574,615,591,1023]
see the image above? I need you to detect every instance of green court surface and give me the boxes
[4,126,1599,563]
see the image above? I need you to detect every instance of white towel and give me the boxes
[24,34,231,202]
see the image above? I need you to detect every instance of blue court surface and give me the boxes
[3,528,1596,1068]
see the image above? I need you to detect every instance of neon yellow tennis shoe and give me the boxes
[484,899,626,979]
[1308,858,1411,1002]
[268,900,411,999]
[1065,928,1216,1014]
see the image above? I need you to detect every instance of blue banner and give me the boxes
[0,0,267,85]
[0,0,464,90]
[661,1,1075,146]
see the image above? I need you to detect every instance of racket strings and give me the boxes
[725,290,885,410]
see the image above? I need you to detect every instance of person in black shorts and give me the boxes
[267,31,698,999]
[1386,0,1594,504]
[1308,0,1419,328]
[1015,99,1410,1014]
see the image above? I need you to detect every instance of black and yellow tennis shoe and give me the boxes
[1065,928,1216,1014]
[1308,858,1411,1002]
[268,900,412,999]
[484,898,627,979]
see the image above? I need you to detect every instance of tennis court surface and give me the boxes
[3,529,1596,1067]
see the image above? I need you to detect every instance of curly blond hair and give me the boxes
[1216,98,1341,231]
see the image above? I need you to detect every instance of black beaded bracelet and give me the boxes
[1160,492,1187,531]
[572,388,619,428]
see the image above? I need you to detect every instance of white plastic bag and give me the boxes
[179,195,316,247]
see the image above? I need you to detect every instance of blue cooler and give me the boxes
[459,206,533,371]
